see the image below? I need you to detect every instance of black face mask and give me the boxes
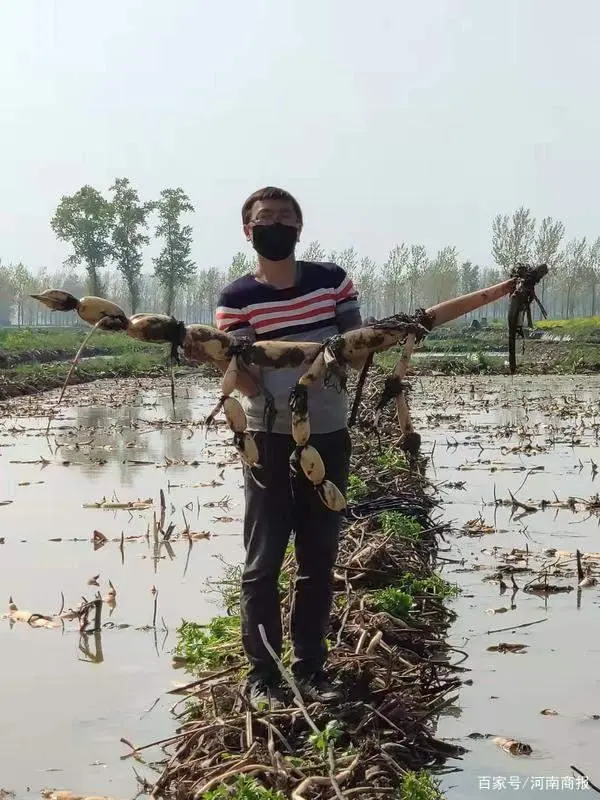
[251,222,298,261]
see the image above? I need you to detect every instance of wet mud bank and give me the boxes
[0,362,168,401]
[137,370,467,799]
[0,345,111,368]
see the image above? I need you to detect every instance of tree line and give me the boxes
[0,181,598,327]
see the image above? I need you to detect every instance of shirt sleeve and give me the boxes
[215,291,257,342]
[332,266,362,333]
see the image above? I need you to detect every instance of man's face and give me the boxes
[244,198,302,243]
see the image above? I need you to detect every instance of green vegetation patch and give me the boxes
[379,510,423,541]
[376,447,407,472]
[347,472,368,502]
[0,326,160,356]
[397,571,460,600]
[400,771,445,800]
[174,616,242,673]
[536,316,600,340]
[370,586,414,618]
[199,777,286,799]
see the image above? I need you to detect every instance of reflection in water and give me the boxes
[79,630,104,664]
[71,391,201,487]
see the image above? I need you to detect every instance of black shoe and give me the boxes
[296,670,343,704]
[247,678,288,711]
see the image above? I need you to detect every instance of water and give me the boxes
[2,373,600,797]
[411,374,600,797]
[0,376,245,797]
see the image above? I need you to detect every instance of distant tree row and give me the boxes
[1,189,599,326]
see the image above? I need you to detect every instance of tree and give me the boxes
[51,185,113,296]
[405,245,428,313]
[460,260,480,295]
[300,240,326,261]
[533,216,565,307]
[382,244,409,314]
[153,188,195,315]
[491,206,536,273]
[354,257,378,318]
[10,262,35,326]
[228,251,253,281]
[562,237,587,318]
[587,237,600,316]
[0,259,15,325]
[109,177,152,313]
[202,267,225,323]
[534,217,565,265]
[423,246,459,306]
[336,247,359,276]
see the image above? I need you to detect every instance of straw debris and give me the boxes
[139,367,466,799]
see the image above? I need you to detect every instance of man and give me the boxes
[215,186,362,710]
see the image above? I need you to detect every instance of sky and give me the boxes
[1,0,599,275]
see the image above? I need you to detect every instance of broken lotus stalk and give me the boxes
[29,264,548,500]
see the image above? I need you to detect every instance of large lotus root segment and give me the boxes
[287,384,346,512]
[289,444,346,512]
[30,289,129,330]
[206,354,262,474]
[127,313,187,344]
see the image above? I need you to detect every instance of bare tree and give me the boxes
[405,245,428,312]
[492,206,536,273]
[300,240,326,261]
[382,244,409,314]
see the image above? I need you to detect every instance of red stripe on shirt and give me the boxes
[249,306,336,332]
[250,290,337,315]
[336,279,357,301]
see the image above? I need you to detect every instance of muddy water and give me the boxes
[413,374,600,797]
[2,373,599,797]
[0,376,245,797]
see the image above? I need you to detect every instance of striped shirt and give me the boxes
[215,261,361,435]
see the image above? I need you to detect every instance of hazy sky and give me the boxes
[1,0,599,276]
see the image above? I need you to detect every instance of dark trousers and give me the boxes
[240,428,351,683]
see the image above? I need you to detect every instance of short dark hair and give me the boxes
[241,186,303,226]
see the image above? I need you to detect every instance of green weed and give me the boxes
[309,719,343,757]
[278,542,295,594]
[399,770,444,800]
[379,511,422,541]
[347,473,368,502]
[376,447,407,472]
[199,776,285,800]
[398,572,459,599]
[370,586,413,618]
[174,616,242,673]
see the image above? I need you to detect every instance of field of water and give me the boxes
[1,372,600,797]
